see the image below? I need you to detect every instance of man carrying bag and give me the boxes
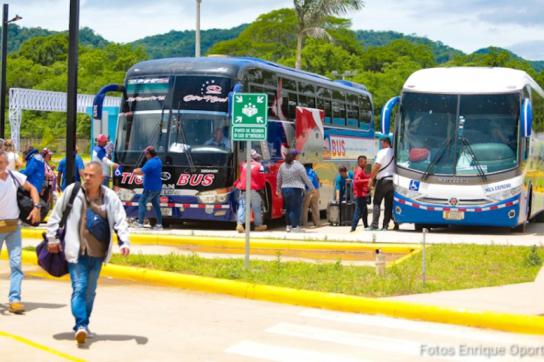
[46,161,130,344]
[0,150,41,314]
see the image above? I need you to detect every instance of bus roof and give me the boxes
[403,67,544,97]
[127,56,371,97]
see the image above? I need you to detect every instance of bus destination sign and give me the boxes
[231,93,268,141]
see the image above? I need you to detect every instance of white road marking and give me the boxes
[298,309,544,345]
[225,340,365,362]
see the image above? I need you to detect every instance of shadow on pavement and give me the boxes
[53,332,149,348]
[0,301,65,315]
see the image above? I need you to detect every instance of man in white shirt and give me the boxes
[0,150,41,314]
[367,135,395,231]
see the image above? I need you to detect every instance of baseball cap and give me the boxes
[97,134,108,143]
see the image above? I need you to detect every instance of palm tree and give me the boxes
[294,0,364,70]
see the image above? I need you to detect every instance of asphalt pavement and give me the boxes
[2,262,544,362]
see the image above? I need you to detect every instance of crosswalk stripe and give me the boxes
[265,322,439,360]
[225,340,365,362]
[299,309,544,345]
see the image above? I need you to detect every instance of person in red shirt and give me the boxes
[234,150,267,232]
[351,155,371,231]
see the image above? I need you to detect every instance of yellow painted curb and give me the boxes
[0,331,85,362]
[5,250,544,335]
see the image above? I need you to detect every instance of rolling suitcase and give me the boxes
[327,201,340,226]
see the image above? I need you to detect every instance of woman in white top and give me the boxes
[4,139,22,170]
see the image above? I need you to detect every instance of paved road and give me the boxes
[2,263,544,362]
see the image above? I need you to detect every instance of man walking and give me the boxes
[92,134,118,187]
[0,151,42,313]
[234,149,267,233]
[351,155,371,231]
[367,135,395,231]
[46,161,130,344]
[301,163,320,227]
[133,146,163,229]
[57,145,85,191]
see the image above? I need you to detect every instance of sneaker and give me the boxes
[8,301,25,314]
[153,224,163,230]
[286,226,292,232]
[75,327,87,344]
[134,223,146,229]
[350,228,356,232]
[255,225,267,232]
[365,226,378,231]
[236,223,244,233]
[292,226,305,233]
[85,327,95,339]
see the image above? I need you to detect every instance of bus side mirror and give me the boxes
[381,96,400,134]
[521,98,532,138]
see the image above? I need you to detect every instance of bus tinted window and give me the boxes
[332,89,346,126]
[299,82,316,108]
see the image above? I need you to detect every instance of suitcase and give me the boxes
[327,201,340,226]
[328,183,355,226]
[340,200,356,226]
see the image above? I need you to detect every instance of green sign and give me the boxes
[231,93,268,141]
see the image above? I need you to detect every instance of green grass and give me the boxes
[109,244,544,297]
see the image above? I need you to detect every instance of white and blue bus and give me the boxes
[381,67,544,231]
[94,57,375,225]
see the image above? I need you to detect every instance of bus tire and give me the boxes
[414,224,423,232]
[513,222,527,233]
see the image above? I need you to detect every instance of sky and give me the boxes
[8,0,544,60]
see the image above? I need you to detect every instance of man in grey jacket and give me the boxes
[46,161,130,344]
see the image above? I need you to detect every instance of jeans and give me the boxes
[282,188,304,228]
[68,255,104,331]
[138,190,162,225]
[0,225,23,302]
[371,179,394,229]
[237,190,263,226]
[351,196,368,230]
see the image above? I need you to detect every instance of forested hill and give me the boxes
[129,25,247,59]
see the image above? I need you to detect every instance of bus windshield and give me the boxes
[396,92,519,176]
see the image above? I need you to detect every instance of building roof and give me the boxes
[403,67,544,97]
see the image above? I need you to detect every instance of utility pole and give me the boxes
[195,0,202,57]
[65,0,79,185]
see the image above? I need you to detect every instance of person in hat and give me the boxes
[276,149,315,232]
[234,149,267,233]
[367,135,395,231]
[21,145,45,193]
[92,134,118,187]
[133,146,163,229]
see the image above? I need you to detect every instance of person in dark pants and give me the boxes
[133,146,163,229]
[351,155,370,231]
[276,150,315,233]
[367,136,395,231]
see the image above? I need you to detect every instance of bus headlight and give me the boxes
[488,186,522,202]
[197,188,231,204]
[118,188,135,201]
[396,185,422,199]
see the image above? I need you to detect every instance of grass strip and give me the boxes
[109,244,543,297]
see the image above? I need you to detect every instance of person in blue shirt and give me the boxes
[92,134,118,187]
[57,146,85,191]
[133,146,163,229]
[20,147,45,194]
[334,166,354,202]
[301,163,320,227]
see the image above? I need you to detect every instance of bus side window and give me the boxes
[317,87,332,124]
[332,89,346,126]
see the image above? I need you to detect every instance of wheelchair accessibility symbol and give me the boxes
[409,180,420,191]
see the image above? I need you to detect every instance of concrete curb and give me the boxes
[5,250,544,335]
[21,228,418,253]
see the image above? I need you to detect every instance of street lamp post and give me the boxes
[195,0,201,57]
[0,4,21,139]
[65,0,79,185]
